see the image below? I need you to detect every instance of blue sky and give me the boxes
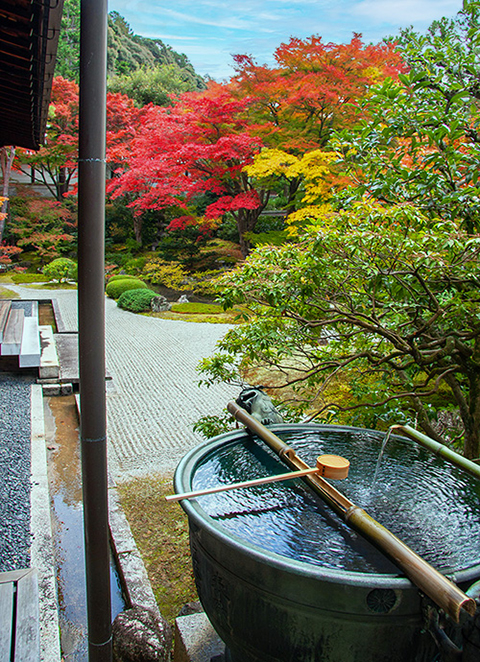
[108,0,464,80]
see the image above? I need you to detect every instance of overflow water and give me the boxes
[191,426,480,575]
[45,396,125,662]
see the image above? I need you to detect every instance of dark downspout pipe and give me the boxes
[78,1,112,661]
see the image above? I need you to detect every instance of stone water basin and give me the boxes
[175,424,480,662]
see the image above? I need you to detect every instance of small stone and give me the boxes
[177,295,189,304]
[150,296,171,313]
[112,605,172,662]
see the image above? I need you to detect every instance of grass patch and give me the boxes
[117,476,198,623]
[0,286,19,299]
[0,273,76,289]
[152,306,246,324]
[10,272,47,283]
[171,302,221,314]
[39,281,77,289]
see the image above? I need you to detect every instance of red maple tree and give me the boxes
[108,83,267,255]
[18,77,80,200]
[17,78,140,201]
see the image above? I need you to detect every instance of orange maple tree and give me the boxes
[232,34,406,153]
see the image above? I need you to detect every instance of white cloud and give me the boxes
[352,0,462,23]
[108,0,465,79]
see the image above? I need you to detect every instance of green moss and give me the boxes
[0,286,19,298]
[11,273,48,283]
[170,302,221,314]
[107,274,143,282]
[117,477,197,623]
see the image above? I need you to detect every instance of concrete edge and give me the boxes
[73,394,161,621]
[30,384,62,662]
[51,298,67,334]
[108,484,162,620]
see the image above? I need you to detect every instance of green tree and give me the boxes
[107,64,204,107]
[55,3,205,91]
[54,0,80,81]
[200,203,480,459]
[335,3,480,232]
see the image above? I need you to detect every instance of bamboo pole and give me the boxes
[167,454,349,502]
[389,425,480,480]
[226,402,475,623]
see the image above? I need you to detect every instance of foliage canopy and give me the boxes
[200,202,480,458]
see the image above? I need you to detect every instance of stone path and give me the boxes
[10,286,238,481]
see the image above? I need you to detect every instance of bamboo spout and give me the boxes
[226,401,475,623]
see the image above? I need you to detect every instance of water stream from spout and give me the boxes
[372,427,395,485]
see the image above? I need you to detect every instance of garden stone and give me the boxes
[112,605,172,662]
[178,601,204,617]
[151,296,171,313]
[177,295,189,303]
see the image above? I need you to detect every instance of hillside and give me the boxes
[55,0,205,99]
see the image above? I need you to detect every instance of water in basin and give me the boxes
[191,427,480,575]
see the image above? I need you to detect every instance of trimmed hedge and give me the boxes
[107,274,143,283]
[106,277,147,299]
[117,288,157,313]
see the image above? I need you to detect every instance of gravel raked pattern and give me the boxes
[9,286,238,480]
[105,297,237,479]
[0,373,34,571]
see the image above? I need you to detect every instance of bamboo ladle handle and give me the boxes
[165,454,350,502]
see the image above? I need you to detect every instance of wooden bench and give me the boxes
[0,299,11,343]
[0,568,40,661]
[1,308,25,355]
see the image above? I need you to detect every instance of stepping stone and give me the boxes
[20,316,41,368]
[1,308,24,355]
[39,325,60,379]
[0,300,11,342]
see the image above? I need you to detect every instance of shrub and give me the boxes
[107,274,143,283]
[191,269,224,297]
[124,257,147,275]
[117,288,157,313]
[106,277,147,299]
[142,259,192,290]
[43,258,78,282]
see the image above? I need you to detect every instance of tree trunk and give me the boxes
[464,370,480,460]
[56,167,69,200]
[236,207,264,258]
[133,215,143,244]
[0,146,15,243]
[445,370,480,460]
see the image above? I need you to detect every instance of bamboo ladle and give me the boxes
[165,454,350,502]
